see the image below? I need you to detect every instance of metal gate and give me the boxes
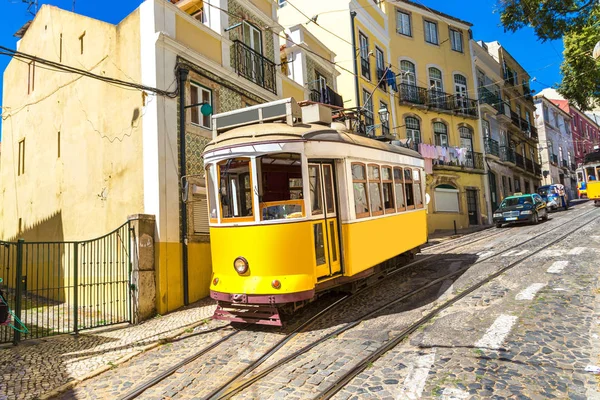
[0,222,132,344]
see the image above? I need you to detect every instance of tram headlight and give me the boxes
[233,257,249,274]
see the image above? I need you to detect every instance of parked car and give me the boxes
[493,193,549,228]
[537,184,569,211]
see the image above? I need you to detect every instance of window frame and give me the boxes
[433,121,448,147]
[404,167,416,210]
[449,28,463,52]
[413,169,424,209]
[434,185,460,213]
[359,32,370,80]
[352,162,371,219]
[217,158,255,223]
[423,19,439,45]
[405,116,421,145]
[381,166,395,214]
[393,167,406,212]
[367,164,384,216]
[190,82,212,129]
[396,9,412,37]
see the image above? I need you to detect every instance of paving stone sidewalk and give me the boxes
[0,297,217,400]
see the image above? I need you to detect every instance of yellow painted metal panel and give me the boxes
[175,15,222,64]
[209,222,317,295]
[342,210,427,276]
[587,181,600,200]
[188,242,213,302]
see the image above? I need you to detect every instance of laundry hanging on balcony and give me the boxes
[385,68,397,92]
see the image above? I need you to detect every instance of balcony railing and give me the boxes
[500,146,515,163]
[525,158,534,173]
[398,83,478,117]
[232,40,277,94]
[484,137,500,157]
[509,109,538,140]
[534,162,542,176]
[550,154,558,164]
[478,87,503,114]
[561,160,568,169]
[432,150,484,170]
[515,153,525,169]
[309,84,344,108]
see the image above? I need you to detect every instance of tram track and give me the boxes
[111,204,595,400]
[207,205,599,399]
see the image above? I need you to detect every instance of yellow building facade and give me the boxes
[279,0,488,233]
[1,0,285,315]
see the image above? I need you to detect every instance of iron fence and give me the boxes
[0,222,132,344]
[485,137,500,157]
[232,40,277,94]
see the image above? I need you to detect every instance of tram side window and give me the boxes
[404,168,415,209]
[259,153,304,220]
[413,169,423,208]
[368,165,383,216]
[352,163,370,218]
[219,158,253,219]
[382,167,395,213]
[206,164,218,219]
[309,165,323,215]
[393,167,406,211]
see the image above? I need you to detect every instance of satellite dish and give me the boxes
[594,41,600,60]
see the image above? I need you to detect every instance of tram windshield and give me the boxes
[218,158,253,219]
[258,153,304,221]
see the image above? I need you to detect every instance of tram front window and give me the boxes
[219,158,253,219]
[259,153,304,220]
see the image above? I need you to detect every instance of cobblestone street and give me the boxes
[2,202,600,400]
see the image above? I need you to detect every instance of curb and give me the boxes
[39,319,208,399]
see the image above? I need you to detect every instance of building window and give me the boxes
[543,105,549,122]
[459,126,474,151]
[433,121,448,147]
[450,29,463,52]
[191,8,209,25]
[27,61,35,94]
[434,184,459,212]
[424,20,438,44]
[400,60,416,85]
[406,117,421,144]
[429,67,443,91]
[375,47,386,87]
[359,32,370,79]
[482,119,490,138]
[190,83,212,129]
[380,101,389,135]
[396,9,411,36]
[18,139,25,176]
[363,89,374,129]
[454,74,468,109]
[352,163,370,218]
[368,165,383,216]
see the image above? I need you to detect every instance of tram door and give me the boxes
[308,161,342,279]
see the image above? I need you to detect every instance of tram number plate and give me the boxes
[505,217,518,221]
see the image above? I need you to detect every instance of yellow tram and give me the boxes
[202,98,428,325]
[581,147,600,205]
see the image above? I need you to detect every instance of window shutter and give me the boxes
[192,194,210,234]
[434,188,460,212]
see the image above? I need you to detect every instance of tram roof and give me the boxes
[203,123,423,159]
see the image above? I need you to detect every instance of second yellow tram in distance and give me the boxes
[202,98,428,325]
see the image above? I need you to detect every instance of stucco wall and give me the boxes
[0,6,144,241]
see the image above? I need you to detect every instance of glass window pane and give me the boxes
[394,168,405,209]
[383,182,394,210]
[369,182,382,213]
[313,223,326,265]
[207,164,217,219]
[405,181,414,207]
[352,164,365,180]
[323,165,335,214]
[219,158,252,218]
[368,165,380,180]
[353,182,369,216]
[190,85,199,124]
[404,168,413,182]
[414,183,423,207]
[309,165,323,215]
[382,167,391,181]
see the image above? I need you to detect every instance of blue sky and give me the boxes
[0,0,564,137]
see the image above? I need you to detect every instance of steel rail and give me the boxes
[213,205,598,399]
[316,210,600,399]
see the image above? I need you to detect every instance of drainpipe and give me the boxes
[178,67,190,306]
[350,11,360,109]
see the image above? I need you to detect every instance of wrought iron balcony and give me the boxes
[509,109,537,140]
[478,87,503,114]
[550,154,558,165]
[500,146,515,163]
[515,153,525,169]
[398,83,478,118]
[232,40,277,94]
[534,162,542,176]
[484,137,500,157]
[309,84,344,108]
[525,158,534,173]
